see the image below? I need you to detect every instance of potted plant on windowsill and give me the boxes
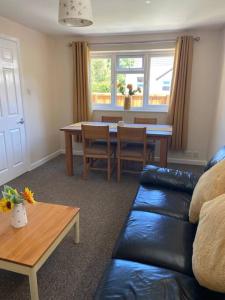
[117,83,142,110]
[0,185,36,228]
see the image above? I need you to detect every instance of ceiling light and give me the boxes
[145,0,151,4]
[58,0,93,27]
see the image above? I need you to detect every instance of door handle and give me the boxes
[17,118,24,125]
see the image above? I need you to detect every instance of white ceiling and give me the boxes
[0,0,225,36]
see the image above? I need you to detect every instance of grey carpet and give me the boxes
[0,155,204,300]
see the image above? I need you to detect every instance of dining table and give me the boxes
[60,121,173,176]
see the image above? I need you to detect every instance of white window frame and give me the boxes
[90,50,175,112]
[116,54,144,73]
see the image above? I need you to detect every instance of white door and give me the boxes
[0,38,28,186]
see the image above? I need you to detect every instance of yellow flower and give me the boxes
[22,187,36,204]
[0,198,14,212]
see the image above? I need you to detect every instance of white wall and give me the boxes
[0,16,60,165]
[174,29,221,162]
[54,29,222,164]
[0,14,223,166]
[209,28,225,157]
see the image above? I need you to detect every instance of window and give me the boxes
[116,55,144,108]
[116,73,144,108]
[91,57,112,106]
[90,51,174,111]
[117,56,144,70]
[149,56,174,106]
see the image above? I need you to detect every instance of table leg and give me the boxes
[65,131,73,176]
[160,137,169,167]
[29,270,39,300]
[74,214,80,244]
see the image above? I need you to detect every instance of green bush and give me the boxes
[92,82,110,93]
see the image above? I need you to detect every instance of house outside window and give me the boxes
[90,51,174,112]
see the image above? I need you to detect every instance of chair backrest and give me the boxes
[117,126,146,143]
[82,125,110,141]
[101,116,123,123]
[134,117,157,124]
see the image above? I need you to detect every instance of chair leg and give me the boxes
[117,158,121,182]
[152,150,155,161]
[143,156,146,168]
[107,157,111,181]
[114,149,117,170]
[149,150,155,162]
[90,158,94,167]
[83,156,88,179]
[114,146,117,160]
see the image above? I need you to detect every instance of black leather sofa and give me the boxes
[95,146,225,300]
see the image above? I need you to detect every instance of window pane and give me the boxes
[91,58,111,105]
[116,74,144,107]
[118,57,143,70]
[149,56,174,105]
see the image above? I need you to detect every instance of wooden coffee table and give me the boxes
[0,202,80,300]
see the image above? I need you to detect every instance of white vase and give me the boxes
[11,203,28,228]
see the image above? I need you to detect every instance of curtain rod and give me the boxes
[68,37,200,47]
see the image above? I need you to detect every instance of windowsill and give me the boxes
[92,106,169,113]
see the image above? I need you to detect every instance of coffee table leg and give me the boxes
[29,270,39,300]
[74,214,80,244]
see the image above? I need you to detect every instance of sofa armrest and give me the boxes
[140,165,200,194]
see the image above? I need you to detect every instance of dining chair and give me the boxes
[134,117,157,162]
[117,126,148,181]
[82,125,114,181]
[101,116,123,123]
[100,116,123,148]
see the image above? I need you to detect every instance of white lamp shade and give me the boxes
[59,0,93,27]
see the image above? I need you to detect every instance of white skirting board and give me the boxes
[60,149,207,166]
[165,157,207,166]
[1,150,62,186]
[29,150,62,171]
[1,148,206,186]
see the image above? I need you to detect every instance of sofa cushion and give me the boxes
[95,259,210,300]
[133,185,191,220]
[140,165,199,195]
[204,145,225,172]
[189,159,225,224]
[113,210,196,275]
[192,194,225,293]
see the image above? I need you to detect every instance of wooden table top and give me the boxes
[0,202,79,267]
[60,122,173,137]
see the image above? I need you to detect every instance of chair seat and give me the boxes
[86,144,113,156]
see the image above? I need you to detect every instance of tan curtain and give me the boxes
[168,36,194,151]
[72,41,92,141]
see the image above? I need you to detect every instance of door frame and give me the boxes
[0,34,31,180]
